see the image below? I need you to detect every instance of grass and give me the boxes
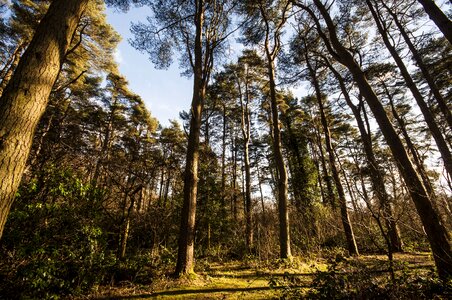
[87,252,436,300]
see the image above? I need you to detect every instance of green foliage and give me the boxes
[0,166,114,299]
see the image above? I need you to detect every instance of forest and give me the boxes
[0,0,451,299]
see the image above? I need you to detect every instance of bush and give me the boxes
[0,167,115,299]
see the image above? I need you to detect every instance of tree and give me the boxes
[280,95,320,249]
[377,0,452,132]
[0,0,89,240]
[293,0,452,280]
[240,0,293,260]
[305,64,359,256]
[416,0,452,44]
[327,61,403,252]
[284,21,359,254]
[215,50,266,253]
[130,0,234,275]
[0,0,49,96]
[365,0,452,182]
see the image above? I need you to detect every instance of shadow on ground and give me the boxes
[94,285,309,299]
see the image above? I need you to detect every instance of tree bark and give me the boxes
[175,0,205,276]
[231,129,238,220]
[258,0,292,260]
[315,127,335,206]
[309,0,452,280]
[0,0,89,240]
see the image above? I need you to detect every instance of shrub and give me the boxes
[0,167,114,299]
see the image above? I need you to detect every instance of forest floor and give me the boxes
[88,252,435,300]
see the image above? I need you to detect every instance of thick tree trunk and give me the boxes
[175,1,205,276]
[311,0,452,280]
[0,0,89,240]
[367,0,452,180]
[416,0,452,44]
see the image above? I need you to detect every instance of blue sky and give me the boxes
[105,6,309,127]
[106,7,193,127]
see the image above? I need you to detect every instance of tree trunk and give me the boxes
[379,0,452,131]
[231,130,238,220]
[163,168,171,208]
[267,57,292,259]
[306,54,359,256]
[0,43,25,97]
[239,74,253,253]
[283,111,305,210]
[158,167,165,206]
[416,0,452,44]
[315,127,335,207]
[221,104,227,208]
[310,140,327,205]
[175,0,205,276]
[0,0,89,240]
[93,99,119,185]
[310,0,452,279]
[325,58,402,251]
[367,0,452,180]
[254,151,266,215]
[383,82,437,199]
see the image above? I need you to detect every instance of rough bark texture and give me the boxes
[311,0,452,280]
[0,0,89,240]
[416,0,452,44]
[175,0,205,276]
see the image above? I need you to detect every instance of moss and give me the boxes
[96,254,436,299]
